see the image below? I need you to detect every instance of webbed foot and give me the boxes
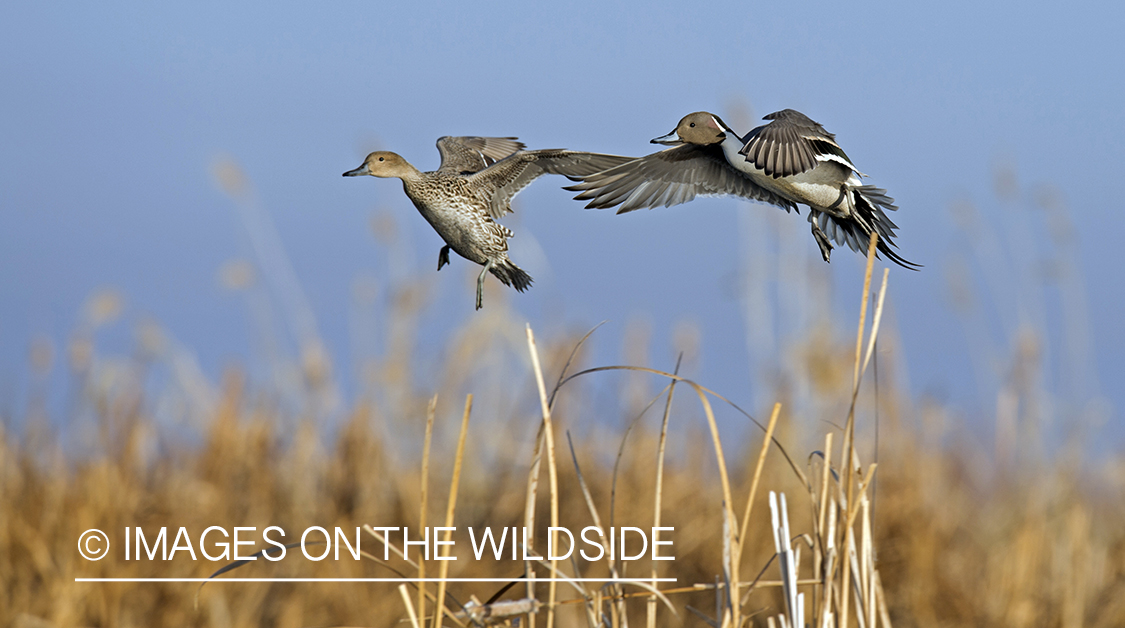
[811,220,834,263]
[475,259,493,311]
[437,245,451,271]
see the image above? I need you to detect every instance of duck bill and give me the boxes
[650,131,682,146]
[342,165,368,177]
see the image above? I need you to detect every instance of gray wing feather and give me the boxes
[566,144,798,214]
[739,109,858,178]
[470,150,634,219]
[436,136,526,174]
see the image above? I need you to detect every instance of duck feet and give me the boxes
[437,245,451,271]
[811,221,834,263]
[475,259,493,310]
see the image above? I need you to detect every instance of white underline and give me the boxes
[75,577,678,583]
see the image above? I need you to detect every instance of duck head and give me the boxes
[343,151,414,178]
[651,112,729,146]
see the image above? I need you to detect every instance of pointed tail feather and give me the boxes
[876,242,922,270]
[815,186,920,270]
[854,185,900,235]
[853,185,921,269]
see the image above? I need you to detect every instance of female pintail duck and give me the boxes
[345,136,632,309]
[565,110,917,269]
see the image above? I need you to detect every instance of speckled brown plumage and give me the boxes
[345,136,632,309]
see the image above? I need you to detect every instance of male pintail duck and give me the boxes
[345,136,632,309]
[565,110,918,268]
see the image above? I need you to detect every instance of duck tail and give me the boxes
[814,186,921,270]
[852,185,921,270]
[489,258,534,292]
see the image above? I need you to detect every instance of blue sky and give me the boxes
[2,1,1121,448]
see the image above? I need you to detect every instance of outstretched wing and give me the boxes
[436,136,526,175]
[469,150,635,219]
[565,144,798,214]
[739,109,860,178]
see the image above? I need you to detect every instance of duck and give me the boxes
[565,110,917,268]
[344,136,633,309]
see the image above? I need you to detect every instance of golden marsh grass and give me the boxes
[3,166,1123,627]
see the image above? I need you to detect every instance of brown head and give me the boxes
[651,112,729,146]
[342,151,418,179]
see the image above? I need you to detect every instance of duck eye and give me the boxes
[689,123,696,128]
[378,157,384,161]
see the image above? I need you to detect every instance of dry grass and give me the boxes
[3,247,1123,628]
[3,163,1123,627]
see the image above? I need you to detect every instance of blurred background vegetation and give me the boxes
[2,157,1122,628]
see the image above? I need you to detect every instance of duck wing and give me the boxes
[565,144,798,214]
[739,109,860,178]
[469,150,634,219]
[436,136,527,175]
